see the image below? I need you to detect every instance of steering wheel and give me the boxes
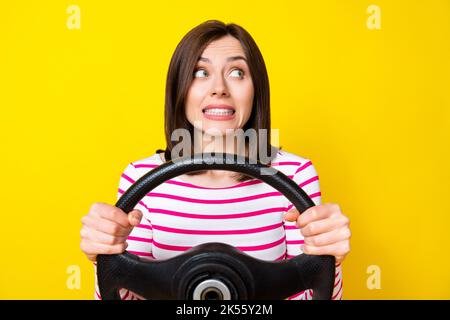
[96,153,335,300]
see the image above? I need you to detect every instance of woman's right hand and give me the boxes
[80,202,143,262]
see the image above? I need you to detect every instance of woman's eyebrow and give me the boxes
[198,56,248,63]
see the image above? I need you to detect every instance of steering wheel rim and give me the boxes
[96,153,335,300]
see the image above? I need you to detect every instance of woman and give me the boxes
[80,20,351,300]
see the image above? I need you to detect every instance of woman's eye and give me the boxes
[230,69,244,78]
[194,69,208,78]
[193,68,244,78]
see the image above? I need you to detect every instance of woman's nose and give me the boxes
[211,76,229,97]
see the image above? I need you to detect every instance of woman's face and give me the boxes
[185,35,254,136]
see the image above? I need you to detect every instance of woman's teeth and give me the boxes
[203,108,235,115]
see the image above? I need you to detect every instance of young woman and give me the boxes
[80,20,351,300]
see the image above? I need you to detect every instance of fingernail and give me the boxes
[132,212,142,225]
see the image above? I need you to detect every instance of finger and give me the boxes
[284,208,300,222]
[82,215,132,237]
[86,254,97,262]
[80,239,128,256]
[128,209,143,227]
[301,240,350,258]
[90,203,131,228]
[297,205,334,229]
[335,256,345,265]
[300,216,349,237]
[304,227,351,247]
[80,227,128,246]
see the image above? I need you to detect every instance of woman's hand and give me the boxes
[80,202,143,262]
[284,203,351,264]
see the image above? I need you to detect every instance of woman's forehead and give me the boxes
[201,36,246,60]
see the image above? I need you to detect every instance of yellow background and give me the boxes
[1,0,449,299]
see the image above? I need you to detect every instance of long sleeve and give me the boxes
[284,159,343,300]
[94,162,154,300]
[92,154,344,300]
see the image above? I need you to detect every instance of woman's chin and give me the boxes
[197,122,238,134]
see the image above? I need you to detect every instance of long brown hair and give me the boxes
[156,20,279,181]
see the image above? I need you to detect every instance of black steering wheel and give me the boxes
[96,153,335,300]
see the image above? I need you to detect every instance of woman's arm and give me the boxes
[284,159,347,300]
[86,162,154,300]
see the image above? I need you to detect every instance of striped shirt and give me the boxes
[94,150,343,300]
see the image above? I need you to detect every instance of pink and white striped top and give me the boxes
[94,150,343,300]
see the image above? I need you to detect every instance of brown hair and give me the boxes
[156,20,279,181]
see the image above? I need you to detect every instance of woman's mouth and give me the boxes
[202,106,236,121]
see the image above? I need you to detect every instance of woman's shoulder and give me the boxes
[272,149,312,166]
[130,152,164,168]
[270,149,316,177]
[120,153,163,179]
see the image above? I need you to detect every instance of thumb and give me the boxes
[128,209,143,227]
[284,208,300,222]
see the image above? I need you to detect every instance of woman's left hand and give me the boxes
[284,203,351,265]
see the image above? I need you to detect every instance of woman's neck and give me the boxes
[197,131,248,157]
